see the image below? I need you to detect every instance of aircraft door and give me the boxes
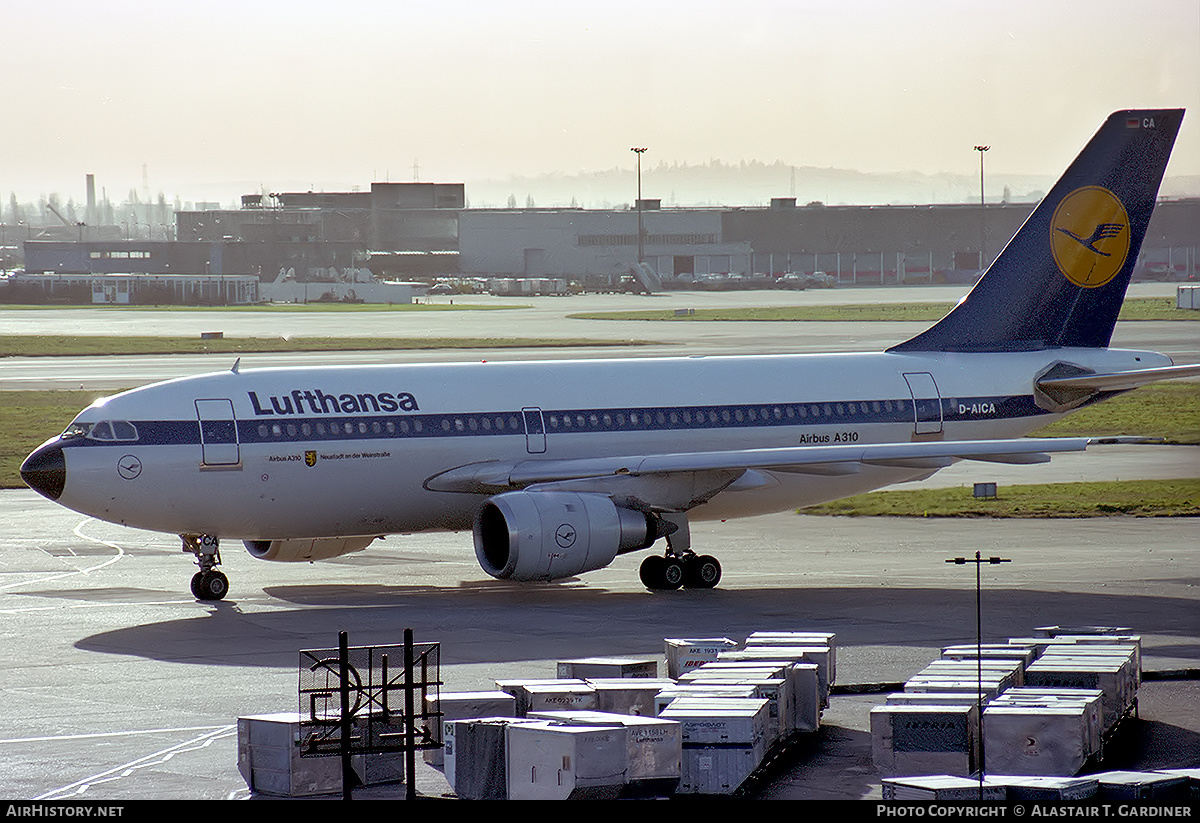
[196,398,241,466]
[522,407,547,454]
[902,373,944,436]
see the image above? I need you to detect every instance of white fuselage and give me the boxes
[48,346,1165,541]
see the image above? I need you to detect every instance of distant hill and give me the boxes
[465,161,1200,209]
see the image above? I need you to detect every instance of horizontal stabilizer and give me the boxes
[1036,363,1200,393]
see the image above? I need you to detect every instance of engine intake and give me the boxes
[474,491,656,581]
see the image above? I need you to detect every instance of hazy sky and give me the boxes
[5,0,1198,204]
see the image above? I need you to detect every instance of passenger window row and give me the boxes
[248,400,918,441]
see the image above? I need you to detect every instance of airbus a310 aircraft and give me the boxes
[21,109,1198,600]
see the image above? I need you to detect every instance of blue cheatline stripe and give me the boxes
[60,395,1051,449]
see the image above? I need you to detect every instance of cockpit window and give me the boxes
[61,422,92,439]
[82,421,139,442]
[111,421,138,440]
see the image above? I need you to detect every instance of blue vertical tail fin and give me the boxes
[890,109,1183,353]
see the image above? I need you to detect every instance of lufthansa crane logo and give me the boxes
[555,524,577,549]
[117,454,142,480]
[1050,186,1130,288]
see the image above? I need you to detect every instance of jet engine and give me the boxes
[243,536,378,562]
[474,491,658,581]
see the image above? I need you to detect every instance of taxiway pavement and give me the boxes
[0,287,1196,800]
[0,490,1196,800]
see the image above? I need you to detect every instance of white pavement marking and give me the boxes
[33,726,237,800]
[0,520,126,593]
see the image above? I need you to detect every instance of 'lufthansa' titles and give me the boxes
[249,388,420,416]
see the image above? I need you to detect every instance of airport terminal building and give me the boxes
[14,181,1199,300]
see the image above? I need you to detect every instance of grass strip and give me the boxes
[0,335,654,358]
[1031,384,1200,445]
[0,302,525,313]
[2,390,106,488]
[800,478,1200,518]
[569,297,1197,322]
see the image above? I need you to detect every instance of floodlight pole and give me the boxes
[974,145,989,269]
[947,550,1010,801]
[631,147,647,265]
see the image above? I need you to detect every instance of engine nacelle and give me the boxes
[474,491,657,582]
[243,536,378,562]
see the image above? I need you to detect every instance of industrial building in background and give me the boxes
[5,177,1197,304]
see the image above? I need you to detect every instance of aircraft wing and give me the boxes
[425,437,1089,509]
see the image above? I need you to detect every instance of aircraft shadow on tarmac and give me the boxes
[71,583,1200,671]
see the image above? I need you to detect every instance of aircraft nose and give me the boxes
[21,441,66,501]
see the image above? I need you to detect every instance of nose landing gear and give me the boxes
[182,534,229,601]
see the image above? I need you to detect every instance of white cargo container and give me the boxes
[1152,768,1200,798]
[1040,643,1141,685]
[237,712,342,797]
[691,661,820,734]
[870,704,980,777]
[557,657,658,679]
[1024,659,1134,731]
[882,775,1006,801]
[743,632,837,683]
[521,682,598,715]
[1008,636,1096,656]
[505,720,628,800]
[782,663,821,733]
[424,690,516,767]
[991,688,1103,759]
[585,678,676,716]
[444,716,543,800]
[984,704,1094,776]
[718,646,832,707]
[653,684,760,716]
[744,631,836,644]
[694,660,788,677]
[916,659,1024,689]
[1093,770,1191,801]
[664,637,739,679]
[659,698,770,748]
[675,673,789,743]
[942,645,1036,669]
[494,678,589,716]
[993,774,1099,801]
[1034,625,1131,636]
[526,710,682,788]
[885,692,987,707]
[659,700,771,795]
[692,661,799,733]
[675,741,761,795]
[904,677,1003,702]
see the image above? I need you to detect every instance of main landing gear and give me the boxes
[181,533,229,601]
[638,512,722,591]
[639,551,722,591]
